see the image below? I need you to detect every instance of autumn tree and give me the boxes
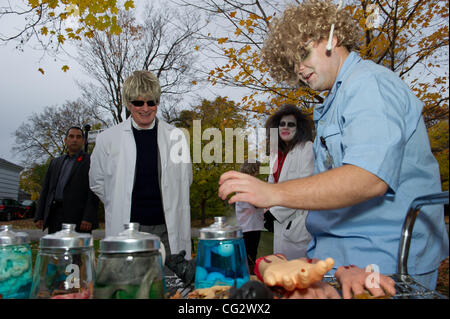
[352,0,449,127]
[19,161,50,200]
[174,96,250,225]
[175,0,318,118]
[12,99,106,165]
[428,120,449,190]
[0,0,135,73]
[180,0,447,118]
[76,4,203,124]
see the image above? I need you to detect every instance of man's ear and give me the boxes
[332,35,338,48]
[326,35,339,56]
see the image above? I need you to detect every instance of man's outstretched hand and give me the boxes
[334,265,396,299]
[219,171,278,208]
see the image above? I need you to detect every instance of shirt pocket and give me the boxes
[105,148,119,177]
[282,211,312,244]
[319,124,342,169]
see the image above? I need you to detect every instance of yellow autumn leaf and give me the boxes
[38,68,45,75]
[66,3,80,16]
[47,0,58,9]
[61,65,70,72]
[124,0,135,10]
[110,24,122,35]
[217,37,228,44]
[28,0,40,8]
[230,11,237,18]
[57,34,66,44]
[84,30,94,38]
[194,45,199,51]
[249,13,261,20]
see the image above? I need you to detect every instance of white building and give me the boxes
[0,158,23,200]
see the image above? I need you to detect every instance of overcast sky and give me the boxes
[0,41,88,165]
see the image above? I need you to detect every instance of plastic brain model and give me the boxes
[255,254,334,291]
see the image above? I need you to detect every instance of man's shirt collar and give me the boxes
[131,117,156,130]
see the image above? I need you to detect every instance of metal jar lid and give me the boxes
[199,216,243,240]
[39,223,93,249]
[99,223,161,253]
[0,225,30,246]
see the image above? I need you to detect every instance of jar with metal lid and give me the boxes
[94,223,165,299]
[195,216,250,289]
[0,225,33,299]
[30,224,95,299]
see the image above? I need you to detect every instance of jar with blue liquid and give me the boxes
[0,225,33,299]
[195,217,250,289]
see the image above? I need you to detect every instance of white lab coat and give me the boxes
[268,141,314,260]
[89,117,192,258]
[235,201,265,233]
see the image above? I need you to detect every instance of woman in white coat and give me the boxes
[89,70,192,259]
[265,104,314,260]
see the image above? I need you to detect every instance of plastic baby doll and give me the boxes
[255,254,334,291]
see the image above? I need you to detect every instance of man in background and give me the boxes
[35,126,99,233]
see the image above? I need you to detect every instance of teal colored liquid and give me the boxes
[0,244,33,299]
[30,248,95,299]
[194,239,250,289]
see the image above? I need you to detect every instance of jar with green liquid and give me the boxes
[94,223,165,299]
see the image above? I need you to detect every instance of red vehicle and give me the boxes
[19,199,36,219]
[0,198,23,221]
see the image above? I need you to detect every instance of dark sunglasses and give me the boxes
[299,39,314,62]
[279,121,296,128]
[131,100,157,107]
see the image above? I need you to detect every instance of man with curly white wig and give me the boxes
[219,0,448,298]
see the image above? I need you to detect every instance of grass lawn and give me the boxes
[257,231,274,259]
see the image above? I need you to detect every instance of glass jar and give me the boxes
[94,223,165,299]
[195,217,250,289]
[0,225,33,299]
[30,224,95,299]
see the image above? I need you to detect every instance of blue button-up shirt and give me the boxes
[306,52,449,275]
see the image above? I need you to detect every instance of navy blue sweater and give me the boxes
[130,125,165,226]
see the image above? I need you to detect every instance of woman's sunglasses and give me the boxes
[279,121,296,128]
[131,100,157,107]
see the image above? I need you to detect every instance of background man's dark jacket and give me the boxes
[35,151,99,231]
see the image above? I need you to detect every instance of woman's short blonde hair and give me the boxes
[122,70,161,109]
[261,0,362,85]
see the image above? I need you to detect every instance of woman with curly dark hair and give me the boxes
[264,104,314,260]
